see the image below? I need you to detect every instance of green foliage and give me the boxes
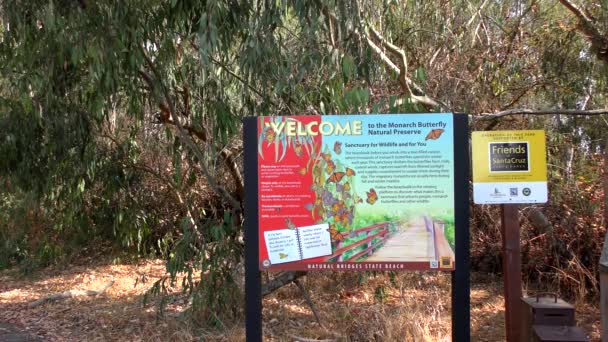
[0,0,368,326]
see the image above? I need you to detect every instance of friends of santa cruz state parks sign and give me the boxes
[255,113,458,271]
[472,130,548,204]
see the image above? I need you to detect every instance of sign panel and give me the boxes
[256,113,457,271]
[472,130,547,204]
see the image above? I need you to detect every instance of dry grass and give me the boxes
[0,260,601,341]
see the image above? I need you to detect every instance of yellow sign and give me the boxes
[472,130,547,204]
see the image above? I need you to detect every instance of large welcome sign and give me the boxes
[255,114,457,271]
[243,113,470,341]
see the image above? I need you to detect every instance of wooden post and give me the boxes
[601,267,608,341]
[501,204,522,342]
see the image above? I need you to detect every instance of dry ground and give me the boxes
[0,260,600,341]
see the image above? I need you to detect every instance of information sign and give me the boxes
[256,114,457,271]
[472,130,547,204]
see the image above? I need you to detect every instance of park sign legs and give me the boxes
[243,113,470,341]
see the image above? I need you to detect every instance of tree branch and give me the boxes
[261,271,307,297]
[321,6,443,110]
[558,0,608,64]
[476,108,608,120]
[139,47,242,212]
[366,25,442,108]
[293,278,323,327]
[155,117,244,204]
[558,0,597,31]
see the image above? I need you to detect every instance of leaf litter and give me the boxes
[0,262,601,341]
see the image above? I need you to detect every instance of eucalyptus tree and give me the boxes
[0,0,382,320]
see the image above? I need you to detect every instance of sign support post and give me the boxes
[501,204,522,342]
[244,117,263,342]
[452,114,470,342]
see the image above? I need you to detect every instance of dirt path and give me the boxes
[0,260,601,341]
[0,322,40,342]
[0,260,189,341]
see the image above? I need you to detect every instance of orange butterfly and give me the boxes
[325,161,336,175]
[343,182,351,191]
[340,215,349,226]
[331,204,340,213]
[294,141,303,157]
[313,164,322,178]
[345,167,356,176]
[425,129,445,141]
[334,141,342,154]
[329,225,344,242]
[366,188,378,205]
[265,127,275,143]
[322,153,332,162]
[327,171,346,183]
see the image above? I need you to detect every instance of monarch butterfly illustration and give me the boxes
[294,141,304,157]
[345,167,356,176]
[313,165,322,179]
[329,225,344,242]
[327,172,346,183]
[279,253,289,259]
[331,203,341,213]
[322,153,332,162]
[340,215,350,226]
[366,188,378,205]
[325,160,336,174]
[334,141,342,154]
[265,127,275,144]
[343,182,351,191]
[425,129,445,141]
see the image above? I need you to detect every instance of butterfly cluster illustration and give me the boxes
[296,140,380,244]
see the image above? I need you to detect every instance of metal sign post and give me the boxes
[244,118,262,342]
[452,114,470,341]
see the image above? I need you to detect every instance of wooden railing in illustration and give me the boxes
[424,216,455,265]
[324,222,393,262]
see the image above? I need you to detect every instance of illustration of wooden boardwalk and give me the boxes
[324,215,454,263]
[366,217,435,262]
